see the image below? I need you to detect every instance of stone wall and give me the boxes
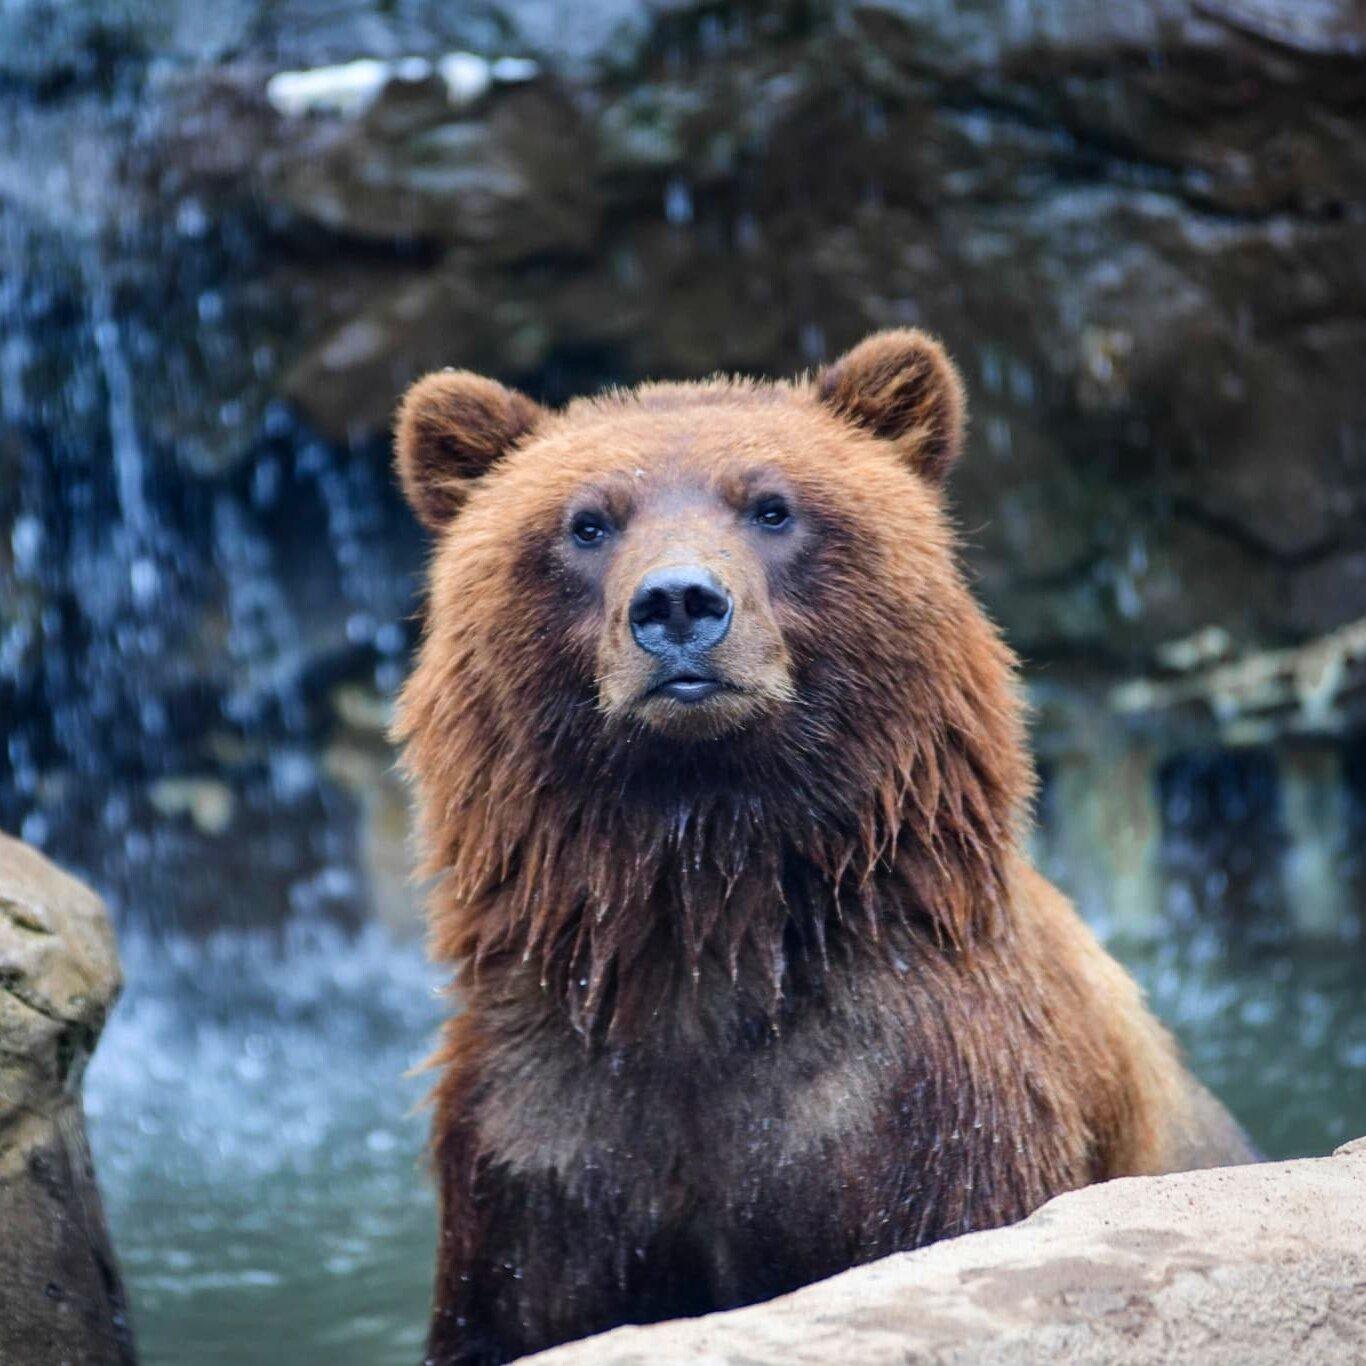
[2,0,1364,936]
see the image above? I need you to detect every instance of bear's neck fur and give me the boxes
[397,598,1032,1046]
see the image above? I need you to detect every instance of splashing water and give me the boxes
[85,922,445,1366]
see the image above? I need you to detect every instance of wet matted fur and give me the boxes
[392,330,1255,1365]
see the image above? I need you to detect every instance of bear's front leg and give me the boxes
[426,1110,696,1366]
[427,1124,583,1365]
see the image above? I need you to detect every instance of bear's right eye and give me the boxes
[570,512,609,547]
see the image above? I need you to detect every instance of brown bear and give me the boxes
[392,330,1254,1366]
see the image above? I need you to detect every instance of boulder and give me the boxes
[0,832,136,1364]
[523,1140,1366,1365]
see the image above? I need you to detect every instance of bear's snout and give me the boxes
[629,565,733,656]
[628,563,735,704]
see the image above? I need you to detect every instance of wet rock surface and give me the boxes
[0,832,135,1363]
[2,0,1365,935]
[522,1138,1366,1365]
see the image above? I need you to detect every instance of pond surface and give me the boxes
[85,918,1366,1366]
[85,923,443,1366]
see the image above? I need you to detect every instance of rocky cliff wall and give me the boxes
[2,0,1364,935]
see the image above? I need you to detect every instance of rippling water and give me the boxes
[85,922,444,1366]
[84,916,1366,1365]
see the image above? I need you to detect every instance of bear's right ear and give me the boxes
[816,329,966,485]
[394,370,545,532]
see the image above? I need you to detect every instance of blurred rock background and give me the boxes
[2,0,1365,941]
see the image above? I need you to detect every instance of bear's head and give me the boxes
[395,331,1030,1033]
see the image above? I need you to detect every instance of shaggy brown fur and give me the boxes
[392,330,1253,1366]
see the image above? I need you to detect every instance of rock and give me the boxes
[3,0,1366,936]
[148,0,1366,675]
[1111,615,1366,744]
[323,683,425,938]
[147,777,237,837]
[0,832,135,1364]
[522,1141,1366,1365]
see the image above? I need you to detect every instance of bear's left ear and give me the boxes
[816,329,966,485]
[394,370,545,532]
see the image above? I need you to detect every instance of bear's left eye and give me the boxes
[752,496,791,531]
[570,511,610,547]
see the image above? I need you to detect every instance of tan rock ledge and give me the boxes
[0,832,136,1364]
[524,1141,1366,1365]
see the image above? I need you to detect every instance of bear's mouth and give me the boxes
[647,671,729,703]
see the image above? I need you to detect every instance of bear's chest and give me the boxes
[475,1018,885,1185]
[457,955,1084,1327]
[470,972,1032,1242]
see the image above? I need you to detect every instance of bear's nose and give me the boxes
[629,565,733,657]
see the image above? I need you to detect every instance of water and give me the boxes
[84,915,1366,1365]
[84,922,444,1366]
[1122,934,1366,1160]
